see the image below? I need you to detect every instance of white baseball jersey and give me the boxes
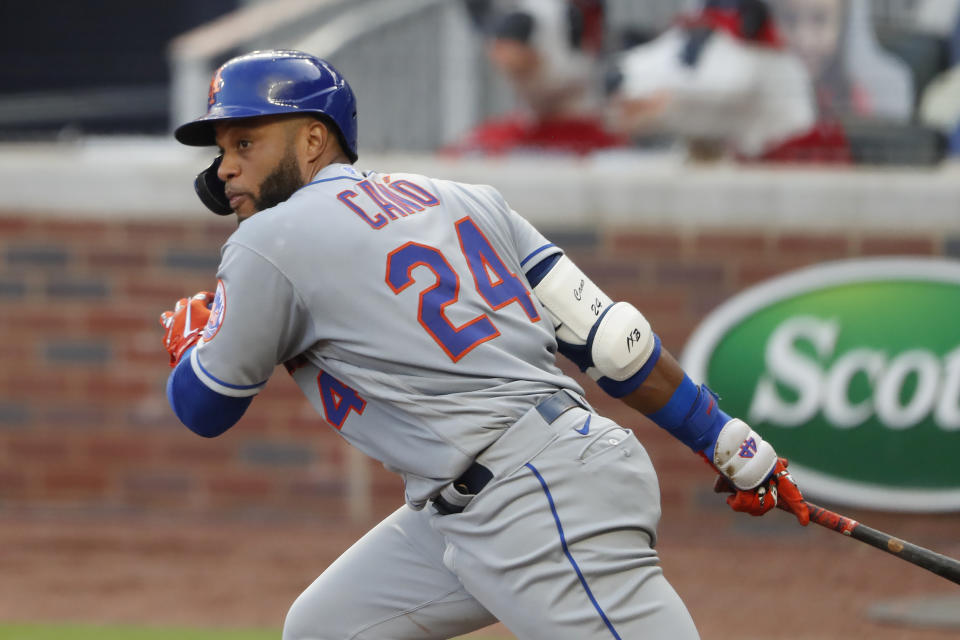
[191,162,584,507]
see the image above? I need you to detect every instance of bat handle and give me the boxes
[791,500,857,534]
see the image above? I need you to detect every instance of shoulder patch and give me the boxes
[202,279,226,342]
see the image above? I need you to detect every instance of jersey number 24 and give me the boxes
[386,217,540,362]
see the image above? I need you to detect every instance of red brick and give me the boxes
[654,261,726,287]
[775,234,850,257]
[606,287,687,317]
[121,278,195,301]
[41,404,116,429]
[6,434,71,461]
[733,260,789,287]
[0,343,31,361]
[84,308,151,333]
[122,222,191,243]
[287,415,329,434]
[208,473,274,498]
[261,375,307,401]
[0,217,33,233]
[609,231,683,255]
[121,276,214,302]
[123,471,193,494]
[164,441,235,465]
[656,319,700,353]
[0,469,28,495]
[38,219,112,240]
[693,232,768,256]
[83,249,152,269]
[85,435,154,464]
[117,334,168,365]
[43,467,110,493]
[284,475,347,497]
[575,260,644,284]
[81,375,151,399]
[0,372,71,397]
[199,219,235,243]
[0,307,75,331]
[859,235,938,256]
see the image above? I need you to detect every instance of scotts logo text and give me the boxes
[682,258,960,512]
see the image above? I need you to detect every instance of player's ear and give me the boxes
[303,117,330,163]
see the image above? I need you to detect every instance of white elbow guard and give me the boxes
[532,255,613,345]
[712,419,778,490]
[531,254,656,382]
[590,302,655,381]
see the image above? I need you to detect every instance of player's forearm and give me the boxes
[618,340,782,498]
[618,348,684,414]
[618,347,728,456]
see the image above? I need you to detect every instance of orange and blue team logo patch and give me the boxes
[739,437,758,459]
[207,68,224,107]
[202,279,226,342]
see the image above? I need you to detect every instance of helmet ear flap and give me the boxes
[194,156,234,215]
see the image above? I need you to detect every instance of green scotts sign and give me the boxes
[682,258,960,512]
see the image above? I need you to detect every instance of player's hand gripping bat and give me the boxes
[714,477,960,586]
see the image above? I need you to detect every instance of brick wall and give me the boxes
[0,212,951,521]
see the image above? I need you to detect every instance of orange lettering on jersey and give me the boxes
[376,181,422,215]
[358,180,405,220]
[388,179,440,207]
[338,189,386,229]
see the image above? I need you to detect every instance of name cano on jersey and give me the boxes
[336,175,440,230]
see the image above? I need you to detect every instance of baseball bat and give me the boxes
[799,500,960,587]
[714,482,960,586]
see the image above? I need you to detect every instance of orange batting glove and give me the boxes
[716,458,809,526]
[159,291,214,367]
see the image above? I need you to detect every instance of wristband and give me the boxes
[647,375,729,456]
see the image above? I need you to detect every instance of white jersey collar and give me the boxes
[306,162,364,186]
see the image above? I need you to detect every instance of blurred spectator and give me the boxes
[913,0,960,49]
[918,0,960,153]
[448,0,626,155]
[770,0,914,122]
[608,0,824,161]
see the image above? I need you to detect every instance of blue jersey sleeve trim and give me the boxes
[525,252,562,289]
[520,243,557,267]
[647,375,729,456]
[306,175,363,187]
[167,346,253,437]
[194,354,267,391]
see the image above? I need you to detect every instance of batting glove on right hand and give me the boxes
[715,458,809,526]
[159,291,214,368]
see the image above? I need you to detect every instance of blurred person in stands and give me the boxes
[607,0,845,162]
[770,0,914,123]
[449,0,626,155]
[916,0,960,154]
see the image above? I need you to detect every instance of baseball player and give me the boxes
[161,50,809,640]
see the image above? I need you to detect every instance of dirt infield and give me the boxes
[1,501,958,640]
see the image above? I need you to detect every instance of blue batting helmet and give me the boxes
[175,50,358,162]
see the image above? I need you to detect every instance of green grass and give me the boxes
[0,622,505,639]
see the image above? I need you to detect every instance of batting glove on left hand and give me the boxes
[160,291,214,367]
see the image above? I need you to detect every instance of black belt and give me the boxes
[432,390,583,515]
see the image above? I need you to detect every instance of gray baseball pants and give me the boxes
[283,397,700,639]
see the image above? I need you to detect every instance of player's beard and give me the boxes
[252,148,304,213]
